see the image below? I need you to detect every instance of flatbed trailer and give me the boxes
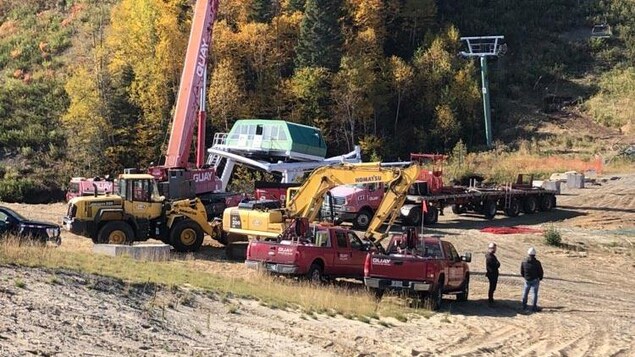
[399,176,557,225]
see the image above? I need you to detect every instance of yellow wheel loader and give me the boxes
[63,173,223,252]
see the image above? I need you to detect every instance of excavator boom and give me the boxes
[286,163,422,238]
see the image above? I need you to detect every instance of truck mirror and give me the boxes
[461,252,472,263]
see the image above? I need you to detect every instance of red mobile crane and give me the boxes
[148,0,241,217]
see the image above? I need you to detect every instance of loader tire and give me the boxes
[97,221,133,245]
[170,219,204,253]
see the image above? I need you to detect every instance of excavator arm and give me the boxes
[285,163,421,232]
[363,164,421,243]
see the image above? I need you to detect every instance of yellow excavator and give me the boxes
[221,162,422,258]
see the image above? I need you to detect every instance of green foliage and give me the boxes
[584,67,635,130]
[295,0,343,71]
[286,66,332,128]
[0,0,632,203]
[249,0,274,23]
[544,225,562,247]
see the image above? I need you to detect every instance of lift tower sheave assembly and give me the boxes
[459,35,506,148]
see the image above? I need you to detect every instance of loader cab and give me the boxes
[117,174,164,219]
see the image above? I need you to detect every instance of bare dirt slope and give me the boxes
[1,174,634,356]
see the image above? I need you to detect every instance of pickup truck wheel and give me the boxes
[456,275,469,302]
[504,198,521,217]
[425,282,444,311]
[307,264,324,283]
[522,196,538,214]
[370,288,384,301]
[97,221,133,245]
[423,206,439,225]
[353,209,372,230]
[170,219,204,253]
[483,200,497,220]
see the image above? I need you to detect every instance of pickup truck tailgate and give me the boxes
[247,241,298,265]
[367,254,435,281]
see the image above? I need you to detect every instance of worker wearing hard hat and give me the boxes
[520,247,544,312]
[485,242,500,306]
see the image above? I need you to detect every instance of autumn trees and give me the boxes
[58,0,485,170]
[0,0,488,199]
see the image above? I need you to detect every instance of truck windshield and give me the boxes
[68,182,79,193]
[416,240,443,258]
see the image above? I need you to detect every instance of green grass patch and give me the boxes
[15,279,26,289]
[544,225,562,247]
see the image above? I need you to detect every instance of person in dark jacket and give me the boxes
[485,242,500,306]
[520,247,544,312]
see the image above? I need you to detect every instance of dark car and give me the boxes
[0,206,61,246]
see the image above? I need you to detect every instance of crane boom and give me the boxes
[165,0,220,168]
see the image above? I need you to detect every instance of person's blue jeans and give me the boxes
[522,278,540,310]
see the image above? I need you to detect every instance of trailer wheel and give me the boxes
[170,219,204,253]
[97,221,133,245]
[456,275,469,302]
[483,200,497,220]
[424,281,444,311]
[353,209,373,230]
[423,206,439,225]
[539,195,556,211]
[504,198,521,217]
[307,263,324,283]
[522,196,538,214]
[451,204,465,215]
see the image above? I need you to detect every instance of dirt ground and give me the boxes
[1,174,634,356]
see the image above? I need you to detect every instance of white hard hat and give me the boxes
[488,242,497,249]
[528,247,536,256]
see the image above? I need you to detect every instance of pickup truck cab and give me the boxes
[364,228,471,310]
[245,225,374,282]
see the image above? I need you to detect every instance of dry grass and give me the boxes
[0,238,424,319]
[447,147,630,183]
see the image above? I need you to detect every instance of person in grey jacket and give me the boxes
[520,247,544,312]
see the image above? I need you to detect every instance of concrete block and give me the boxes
[542,180,561,194]
[93,243,171,261]
[566,172,585,189]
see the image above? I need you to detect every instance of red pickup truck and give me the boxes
[245,225,374,282]
[364,228,471,310]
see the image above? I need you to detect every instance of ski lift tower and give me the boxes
[459,36,506,148]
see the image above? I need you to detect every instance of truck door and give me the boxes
[346,231,368,278]
[334,230,353,276]
[0,209,17,236]
[367,183,384,210]
[442,241,463,289]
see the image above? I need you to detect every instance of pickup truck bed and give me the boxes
[364,231,471,310]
